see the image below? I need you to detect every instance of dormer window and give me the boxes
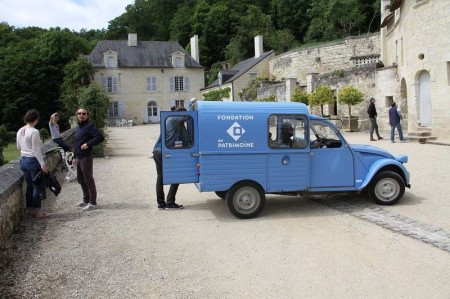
[171,51,185,68]
[103,50,118,68]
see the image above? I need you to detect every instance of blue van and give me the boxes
[161,101,410,219]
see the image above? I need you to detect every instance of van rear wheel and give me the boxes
[226,182,265,219]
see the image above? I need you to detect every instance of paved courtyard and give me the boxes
[1,124,449,298]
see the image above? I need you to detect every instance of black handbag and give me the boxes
[32,170,43,185]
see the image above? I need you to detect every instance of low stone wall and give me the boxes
[0,128,75,247]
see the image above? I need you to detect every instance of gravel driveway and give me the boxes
[1,124,449,298]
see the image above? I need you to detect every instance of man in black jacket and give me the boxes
[367,97,383,141]
[73,108,104,211]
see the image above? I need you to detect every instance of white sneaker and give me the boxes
[76,202,88,207]
[82,203,97,211]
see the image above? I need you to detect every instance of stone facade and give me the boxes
[94,67,204,123]
[381,0,450,140]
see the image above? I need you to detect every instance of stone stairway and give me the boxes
[407,127,437,144]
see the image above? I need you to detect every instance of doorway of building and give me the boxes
[418,71,431,127]
[147,101,159,123]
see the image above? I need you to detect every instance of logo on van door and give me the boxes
[227,122,246,141]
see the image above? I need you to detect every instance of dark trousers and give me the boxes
[369,118,381,139]
[76,156,97,205]
[153,151,179,204]
[52,138,70,152]
[20,156,41,208]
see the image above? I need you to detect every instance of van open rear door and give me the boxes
[161,111,199,184]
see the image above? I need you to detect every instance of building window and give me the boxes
[103,76,118,93]
[107,57,115,68]
[170,76,189,91]
[147,76,156,92]
[175,100,185,107]
[249,72,257,82]
[109,101,125,117]
[175,57,182,68]
[109,101,118,117]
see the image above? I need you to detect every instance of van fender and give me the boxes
[358,159,409,190]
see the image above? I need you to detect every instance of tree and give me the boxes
[61,58,96,114]
[291,88,310,105]
[309,85,334,116]
[77,84,110,130]
[337,85,364,117]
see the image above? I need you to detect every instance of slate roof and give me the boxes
[202,50,274,90]
[86,40,204,68]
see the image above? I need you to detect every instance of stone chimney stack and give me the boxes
[190,35,199,63]
[381,0,391,20]
[254,35,263,58]
[128,33,137,47]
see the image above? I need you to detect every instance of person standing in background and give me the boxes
[49,112,70,152]
[73,108,104,211]
[389,102,405,143]
[367,97,383,141]
[17,109,49,218]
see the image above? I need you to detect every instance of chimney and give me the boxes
[381,0,391,20]
[128,33,137,47]
[190,35,199,63]
[254,35,263,58]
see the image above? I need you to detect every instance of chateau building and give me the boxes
[87,34,204,124]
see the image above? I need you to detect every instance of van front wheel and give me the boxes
[368,171,405,205]
[226,182,265,219]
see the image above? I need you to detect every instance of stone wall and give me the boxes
[269,33,380,86]
[0,128,75,247]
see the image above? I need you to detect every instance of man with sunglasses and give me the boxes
[73,108,104,211]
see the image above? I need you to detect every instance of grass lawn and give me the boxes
[3,143,20,163]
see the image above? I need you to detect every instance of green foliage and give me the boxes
[254,95,276,102]
[0,125,13,165]
[77,84,110,129]
[61,58,95,114]
[309,85,334,116]
[2,142,20,165]
[337,85,364,117]
[0,27,90,131]
[39,128,50,143]
[202,87,231,101]
[291,88,310,105]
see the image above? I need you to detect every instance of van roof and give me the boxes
[196,101,309,114]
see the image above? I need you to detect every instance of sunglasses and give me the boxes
[77,112,87,115]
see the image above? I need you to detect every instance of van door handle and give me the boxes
[164,154,171,158]
[191,153,199,157]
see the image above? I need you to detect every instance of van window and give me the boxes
[309,120,342,148]
[165,115,193,149]
[268,115,307,148]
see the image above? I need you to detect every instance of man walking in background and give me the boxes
[367,97,383,141]
[389,102,405,143]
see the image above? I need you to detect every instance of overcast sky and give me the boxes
[0,0,135,31]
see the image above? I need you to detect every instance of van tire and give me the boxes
[368,171,405,205]
[215,191,227,199]
[226,182,265,219]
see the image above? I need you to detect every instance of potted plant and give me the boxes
[309,85,334,117]
[337,85,364,132]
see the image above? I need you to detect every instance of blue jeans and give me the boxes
[20,156,42,208]
[390,123,404,142]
